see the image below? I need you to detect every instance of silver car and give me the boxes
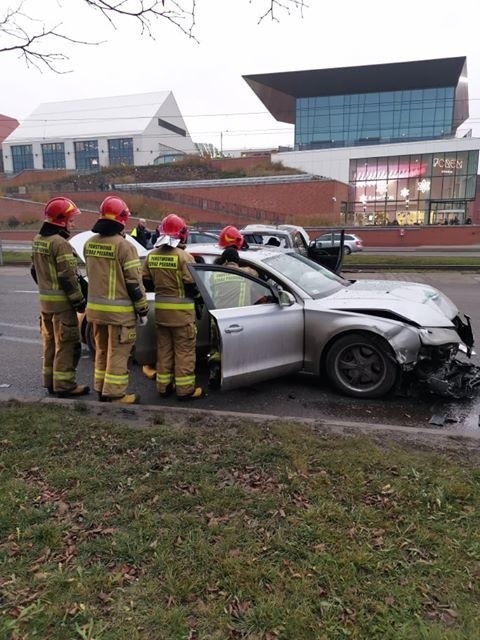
[186,230,219,245]
[312,232,364,254]
[133,244,479,400]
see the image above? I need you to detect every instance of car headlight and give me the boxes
[418,327,460,347]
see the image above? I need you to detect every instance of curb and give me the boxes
[34,396,480,443]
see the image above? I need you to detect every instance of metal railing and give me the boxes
[115,174,323,190]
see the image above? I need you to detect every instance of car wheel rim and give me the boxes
[334,342,387,392]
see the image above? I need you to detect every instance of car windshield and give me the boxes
[263,252,347,298]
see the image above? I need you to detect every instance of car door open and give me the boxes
[187,263,304,390]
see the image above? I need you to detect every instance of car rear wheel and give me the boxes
[343,246,352,255]
[325,332,397,398]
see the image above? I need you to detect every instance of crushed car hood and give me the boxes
[315,279,458,327]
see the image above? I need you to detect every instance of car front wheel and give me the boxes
[325,332,397,398]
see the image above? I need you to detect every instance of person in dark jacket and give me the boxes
[131,218,151,248]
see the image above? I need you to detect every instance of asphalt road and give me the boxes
[1,266,480,435]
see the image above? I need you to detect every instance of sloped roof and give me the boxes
[243,57,468,124]
[4,91,172,142]
[0,114,19,142]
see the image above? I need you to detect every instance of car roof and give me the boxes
[241,226,291,237]
[187,243,287,265]
[70,230,148,262]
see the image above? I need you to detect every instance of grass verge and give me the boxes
[1,402,480,639]
[344,254,480,267]
[0,251,30,265]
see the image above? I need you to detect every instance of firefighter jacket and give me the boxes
[85,233,148,326]
[31,232,85,313]
[211,261,258,309]
[142,246,197,327]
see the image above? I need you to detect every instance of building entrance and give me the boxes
[429,201,466,225]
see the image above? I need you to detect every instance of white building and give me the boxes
[2,91,196,174]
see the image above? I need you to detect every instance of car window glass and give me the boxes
[264,252,346,298]
[194,268,274,309]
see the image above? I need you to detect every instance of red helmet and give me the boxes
[219,225,243,249]
[99,196,130,227]
[44,197,80,227]
[157,214,188,246]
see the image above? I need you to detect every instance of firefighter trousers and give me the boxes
[40,309,81,393]
[92,322,136,399]
[155,323,196,397]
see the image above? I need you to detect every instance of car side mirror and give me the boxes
[266,279,294,306]
[278,290,295,307]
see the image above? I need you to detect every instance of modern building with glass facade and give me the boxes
[2,92,196,174]
[244,57,480,225]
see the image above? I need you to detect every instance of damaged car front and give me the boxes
[412,315,478,398]
[314,277,479,399]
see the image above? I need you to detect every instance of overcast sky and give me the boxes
[2,0,480,151]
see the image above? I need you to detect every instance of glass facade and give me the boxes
[11,145,34,172]
[108,138,133,166]
[74,140,99,171]
[153,152,184,165]
[349,150,478,226]
[41,142,66,169]
[296,87,455,150]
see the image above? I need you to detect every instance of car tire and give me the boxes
[343,246,352,255]
[325,332,397,399]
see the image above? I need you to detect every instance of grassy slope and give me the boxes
[1,403,480,639]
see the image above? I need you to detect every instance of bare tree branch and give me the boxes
[83,0,198,40]
[0,0,306,73]
[255,0,306,23]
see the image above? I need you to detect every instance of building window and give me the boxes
[108,138,133,166]
[349,150,478,226]
[153,152,184,165]
[295,86,456,150]
[11,145,34,172]
[157,118,186,137]
[41,142,66,169]
[74,140,99,171]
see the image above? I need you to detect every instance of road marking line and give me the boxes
[0,322,38,331]
[0,336,42,345]
[13,290,38,294]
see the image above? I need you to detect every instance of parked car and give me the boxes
[312,232,364,254]
[240,224,343,274]
[186,230,219,245]
[71,230,479,401]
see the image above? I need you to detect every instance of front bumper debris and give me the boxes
[416,357,480,399]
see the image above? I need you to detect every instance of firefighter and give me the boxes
[31,197,90,397]
[85,196,148,404]
[142,214,204,401]
[218,225,248,251]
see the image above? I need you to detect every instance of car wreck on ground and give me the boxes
[70,233,480,401]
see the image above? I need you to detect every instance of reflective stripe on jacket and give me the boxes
[142,246,195,326]
[85,234,147,326]
[31,234,83,313]
[210,261,258,309]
